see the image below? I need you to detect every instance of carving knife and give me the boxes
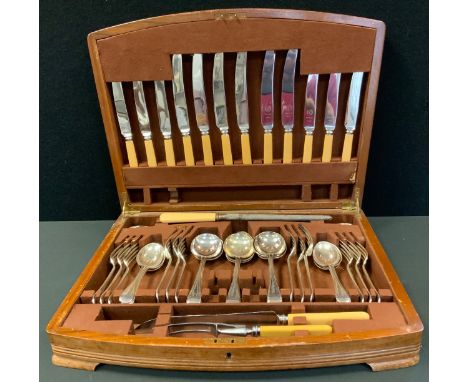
[322,73,341,162]
[192,54,213,165]
[281,49,298,163]
[235,52,252,164]
[302,74,319,163]
[159,212,332,223]
[213,52,233,165]
[154,80,176,166]
[111,82,138,167]
[133,81,157,167]
[172,54,195,166]
[342,72,364,162]
[260,50,275,164]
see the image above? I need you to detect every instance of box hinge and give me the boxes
[341,187,361,214]
[121,192,141,216]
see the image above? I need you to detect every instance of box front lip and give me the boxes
[46,212,424,348]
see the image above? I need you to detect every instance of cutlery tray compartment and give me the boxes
[76,216,393,305]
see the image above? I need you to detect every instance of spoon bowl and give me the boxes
[120,242,165,304]
[187,233,223,303]
[224,231,255,303]
[313,241,350,303]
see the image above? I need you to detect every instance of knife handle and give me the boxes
[201,134,214,165]
[283,132,293,163]
[302,134,313,163]
[144,139,157,167]
[164,139,176,167]
[341,132,354,162]
[263,132,273,164]
[221,134,233,165]
[159,212,216,223]
[125,140,138,167]
[260,324,332,337]
[287,311,370,325]
[241,133,252,164]
[322,134,333,162]
[182,136,195,166]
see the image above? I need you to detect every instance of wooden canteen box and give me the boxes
[46,8,423,372]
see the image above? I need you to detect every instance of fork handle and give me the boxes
[328,266,351,303]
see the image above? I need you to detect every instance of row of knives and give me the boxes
[112,49,364,167]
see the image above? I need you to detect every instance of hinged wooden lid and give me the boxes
[87,8,385,213]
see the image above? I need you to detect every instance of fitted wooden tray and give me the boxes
[46,9,423,372]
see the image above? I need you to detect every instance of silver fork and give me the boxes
[91,236,133,304]
[298,224,314,302]
[337,236,365,303]
[353,242,381,303]
[107,243,140,303]
[292,226,307,302]
[341,240,372,302]
[283,225,297,302]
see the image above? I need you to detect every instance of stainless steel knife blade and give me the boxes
[213,52,228,135]
[235,52,249,134]
[324,73,341,134]
[260,50,275,134]
[281,49,298,133]
[192,54,209,136]
[172,54,190,137]
[132,81,152,140]
[304,74,319,135]
[344,72,364,133]
[154,80,172,139]
[111,82,132,140]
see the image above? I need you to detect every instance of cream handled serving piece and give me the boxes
[342,72,364,162]
[224,231,255,303]
[133,81,157,167]
[322,73,341,162]
[159,212,333,223]
[192,54,213,165]
[111,82,138,167]
[172,54,195,166]
[302,74,319,163]
[213,52,233,165]
[260,50,276,164]
[235,52,252,164]
[154,80,176,166]
[281,49,298,163]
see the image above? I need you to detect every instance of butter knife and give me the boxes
[235,52,252,164]
[260,50,275,164]
[154,80,176,166]
[192,54,213,165]
[213,52,233,165]
[133,81,157,167]
[281,49,298,163]
[302,74,319,163]
[111,82,138,167]
[322,73,341,162]
[342,72,364,162]
[172,54,195,166]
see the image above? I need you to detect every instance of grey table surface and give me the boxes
[40,217,428,382]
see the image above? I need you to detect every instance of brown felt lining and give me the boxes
[62,215,405,337]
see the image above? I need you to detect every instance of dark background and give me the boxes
[40,0,428,221]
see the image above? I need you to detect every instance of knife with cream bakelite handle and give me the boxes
[260,50,275,164]
[133,81,157,167]
[213,53,233,165]
[192,54,213,165]
[281,49,298,163]
[172,54,195,166]
[322,73,341,162]
[235,52,252,164]
[111,82,138,167]
[342,72,364,162]
[302,74,319,163]
[154,80,176,167]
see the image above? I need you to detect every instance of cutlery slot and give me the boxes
[311,184,331,200]
[127,188,144,203]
